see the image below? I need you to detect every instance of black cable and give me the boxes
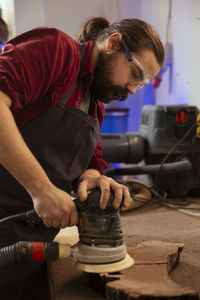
[152,186,200,212]
[131,184,200,213]
[0,209,42,226]
[0,212,27,224]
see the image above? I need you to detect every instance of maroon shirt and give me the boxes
[0,27,108,173]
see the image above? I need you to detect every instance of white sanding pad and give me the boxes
[76,253,134,273]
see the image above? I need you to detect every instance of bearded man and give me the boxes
[0,17,164,299]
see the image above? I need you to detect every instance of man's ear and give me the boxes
[105,32,122,54]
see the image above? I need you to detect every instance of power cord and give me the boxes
[118,177,200,216]
[152,186,200,217]
[0,209,42,226]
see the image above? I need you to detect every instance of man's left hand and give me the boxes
[75,169,130,210]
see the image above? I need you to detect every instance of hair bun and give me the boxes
[76,17,110,42]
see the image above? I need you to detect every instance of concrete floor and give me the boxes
[51,197,200,299]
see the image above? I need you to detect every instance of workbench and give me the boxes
[50,197,200,299]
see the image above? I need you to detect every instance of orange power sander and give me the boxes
[0,188,134,273]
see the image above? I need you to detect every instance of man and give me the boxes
[0,17,164,299]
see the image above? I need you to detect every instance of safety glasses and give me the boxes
[122,39,150,90]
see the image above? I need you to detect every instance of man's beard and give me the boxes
[90,51,129,103]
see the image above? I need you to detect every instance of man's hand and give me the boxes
[31,183,78,229]
[76,169,131,210]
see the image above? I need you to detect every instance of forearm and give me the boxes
[0,91,52,197]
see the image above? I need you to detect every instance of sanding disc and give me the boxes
[76,253,134,273]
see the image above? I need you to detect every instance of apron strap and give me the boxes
[58,43,85,106]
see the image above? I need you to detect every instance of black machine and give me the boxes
[101,105,200,197]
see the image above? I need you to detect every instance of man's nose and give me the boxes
[126,84,136,95]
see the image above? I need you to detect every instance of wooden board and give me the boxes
[50,232,198,299]
[95,241,198,299]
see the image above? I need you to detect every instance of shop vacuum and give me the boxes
[102,105,200,197]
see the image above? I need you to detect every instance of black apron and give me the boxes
[0,44,100,299]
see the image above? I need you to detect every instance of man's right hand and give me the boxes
[31,184,78,229]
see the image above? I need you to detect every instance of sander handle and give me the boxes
[0,188,122,226]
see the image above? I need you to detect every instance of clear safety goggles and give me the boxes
[122,39,150,90]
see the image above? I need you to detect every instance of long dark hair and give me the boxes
[76,17,165,67]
